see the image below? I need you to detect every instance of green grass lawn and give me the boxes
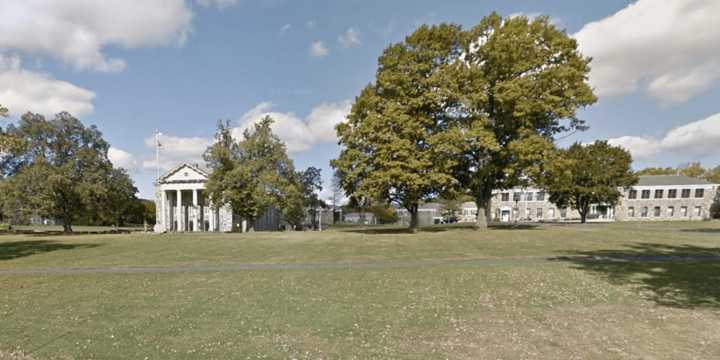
[1,221,719,359]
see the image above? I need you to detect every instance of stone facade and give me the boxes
[458,176,718,223]
[615,184,716,221]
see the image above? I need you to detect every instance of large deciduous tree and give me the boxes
[332,24,463,232]
[204,116,305,231]
[542,141,638,224]
[0,112,137,232]
[449,13,597,229]
[333,13,596,231]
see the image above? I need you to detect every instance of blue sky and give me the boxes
[1,0,719,199]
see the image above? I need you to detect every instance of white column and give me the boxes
[192,189,199,232]
[177,189,183,232]
[160,189,167,231]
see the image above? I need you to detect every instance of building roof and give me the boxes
[637,175,715,186]
[159,163,210,183]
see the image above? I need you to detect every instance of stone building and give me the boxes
[460,175,718,223]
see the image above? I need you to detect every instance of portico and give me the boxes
[154,163,231,233]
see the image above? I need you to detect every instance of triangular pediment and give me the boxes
[160,163,209,183]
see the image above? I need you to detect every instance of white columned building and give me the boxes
[154,163,233,233]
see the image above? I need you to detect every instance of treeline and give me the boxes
[0,107,149,232]
[330,13,643,230]
[637,163,720,183]
[203,117,323,231]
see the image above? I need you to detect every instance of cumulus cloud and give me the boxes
[574,0,720,103]
[0,0,193,72]
[233,101,351,153]
[279,24,292,35]
[108,147,138,171]
[608,136,661,160]
[144,101,350,172]
[309,41,329,57]
[143,134,213,171]
[196,0,240,8]
[338,27,362,48]
[609,113,720,160]
[0,55,95,116]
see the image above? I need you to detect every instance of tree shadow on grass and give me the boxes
[552,243,720,309]
[680,228,720,234]
[0,240,100,261]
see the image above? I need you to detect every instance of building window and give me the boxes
[668,189,677,198]
[695,206,702,217]
[513,192,521,201]
[526,192,534,201]
[641,190,651,199]
[628,207,635,217]
[681,206,688,217]
[681,189,691,198]
[501,193,509,202]
[654,189,664,199]
[667,206,674,217]
[628,189,637,199]
[653,206,661,217]
[560,208,567,218]
[641,207,648,217]
[537,208,543,219]
[549,208,555,218]
[537,192,546,201]
[695,189,705,198]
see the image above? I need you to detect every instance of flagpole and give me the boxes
[155,131,162,183]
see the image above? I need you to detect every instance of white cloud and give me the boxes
[574,0,720,103]
[233,101,351,153]
[196,0,240,8]
[0,55,95,116]
[143,134,213,171]
[279,24,292,35]
[609,112,720,160]
[144,100,350,172]
[306,20,316,29]
[108,147,138,170]
[608,136,661,160]
[309,41,329,57]
[338,27,362,48]
[0,0,193,72]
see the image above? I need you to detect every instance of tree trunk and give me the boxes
[409,209,419,233]
[62,221,73,233]
[474,192,492,231]
[579,204,589,224]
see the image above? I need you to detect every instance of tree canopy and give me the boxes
[204,116,306,231]
[333,13,596,230]
[0,112,138,232]
[542,141,638,223]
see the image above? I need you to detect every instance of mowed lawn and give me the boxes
[1,222,719,359]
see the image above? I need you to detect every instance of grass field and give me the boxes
[1,221,719,359]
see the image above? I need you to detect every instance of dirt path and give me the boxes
[1,255,719,276]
